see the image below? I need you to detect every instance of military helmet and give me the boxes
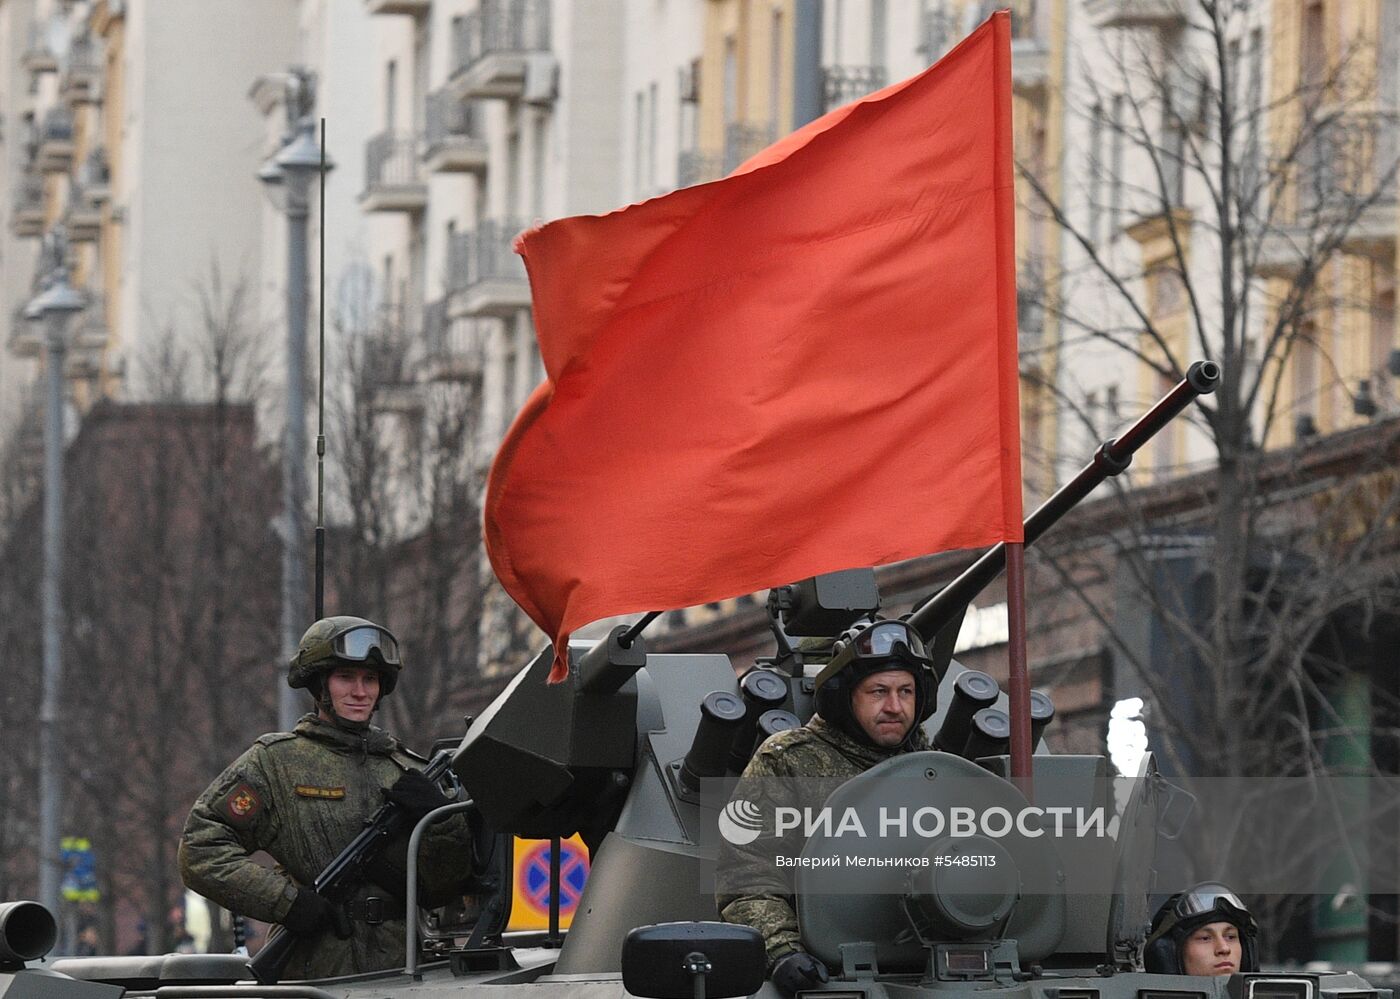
[813,617,936,743]
[1143,883,1259,974]
[287,616,402,696]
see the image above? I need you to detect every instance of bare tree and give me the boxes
[1018,0,1400,954]
[325,285,507,746]
[55,270,279,954]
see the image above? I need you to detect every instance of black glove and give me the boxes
[771,951,828,997]
[382,770,453,820]
[283,888,351,940]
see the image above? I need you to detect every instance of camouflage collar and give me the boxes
[295,713,398,755]
[807,714,928,768]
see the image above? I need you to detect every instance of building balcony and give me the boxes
[423,90,487,174]
[1082,0,1185,30]
[37,108,76,173]
[364,320,422,414]
[61,35,101,104]
[677,149,724,188]
[9,307,42,359]
[420,298,484,381]
[1011,37,1049,99]
[74,294,110,353]
[364,0,430,15]
[22,24,57,74]
[78,147,111,203]
[723,122,775,175]
[1288,109,1398,260]
[65,345,103,380]
[67,189,102,242]
[447,220,531,319]
[450,0,555,103]
[12,175,46,238]
[822,65,886,113]
[360,131,427,213]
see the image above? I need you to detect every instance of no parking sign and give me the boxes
[508,836,589,930]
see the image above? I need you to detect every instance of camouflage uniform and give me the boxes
[716,714,930,969]
[179,714,474,980]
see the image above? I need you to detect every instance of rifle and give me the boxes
[247,749,456,984]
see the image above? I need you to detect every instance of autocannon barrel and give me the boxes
[909,360,1220,645]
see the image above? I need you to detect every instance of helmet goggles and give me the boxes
[330,625,400,665]
[298,624,401,669]
[818,619,931,691]
[1149,883,1256,942]
[849,620,928,663]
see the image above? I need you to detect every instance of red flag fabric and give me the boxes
[486,13,1022,680]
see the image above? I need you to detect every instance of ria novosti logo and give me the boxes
[719,799,765,845]
[717,801,1106,846]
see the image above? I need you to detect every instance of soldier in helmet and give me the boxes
[717,617,935,997]
[179,616,478,979]
[1144,883,1260,976]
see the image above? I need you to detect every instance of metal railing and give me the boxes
[79,147,110,189]
[365,131,424,189]
[41,107,74,143]
[1009,0,1040,40]
[76,294,107,343]
[452,0,550,75]
[723,122,774,175]
[1296,109,1400,216]
[25,23,54,63]
[363,305,415,386]
[65,32,99,74]
[677,149,724,187]
[447,219,528,292]
[822,65,886,112]
[15,174,45,214]
[424,89,481,152]
[423,297,483,362]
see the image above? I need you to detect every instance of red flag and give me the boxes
[486,13,1022,680]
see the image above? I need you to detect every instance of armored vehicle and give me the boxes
[3,360,1386,999]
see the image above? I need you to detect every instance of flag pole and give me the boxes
[1005,541,1031,796]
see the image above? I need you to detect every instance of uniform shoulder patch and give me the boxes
[219,781,265,827]
[294,785,346,800]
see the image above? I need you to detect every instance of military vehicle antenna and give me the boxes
[314,116,327,618]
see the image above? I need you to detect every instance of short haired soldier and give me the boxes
[179,617,478,979]
[1144,883,1260,977]
[717,618,936,997]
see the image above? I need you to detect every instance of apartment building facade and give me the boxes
[0,0,299,471]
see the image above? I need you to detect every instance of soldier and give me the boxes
[179,616,477,979]
[717,617,935,997]
[1143,883,1260,976]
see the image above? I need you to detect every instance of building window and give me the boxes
[647,81,658,193]
[1109,95,1124,234]
[769,8,783,128]
[385,60,397,131]
[870,0,887,68]
[723,36,738,125]
[1088,103,1104,244]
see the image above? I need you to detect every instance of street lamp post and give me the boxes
[25,243,85,926]
[262,116,332,732]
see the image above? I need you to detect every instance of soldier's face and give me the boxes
[323,666,381,723]
[850,669,917,747]
[1181,921,1241,976]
